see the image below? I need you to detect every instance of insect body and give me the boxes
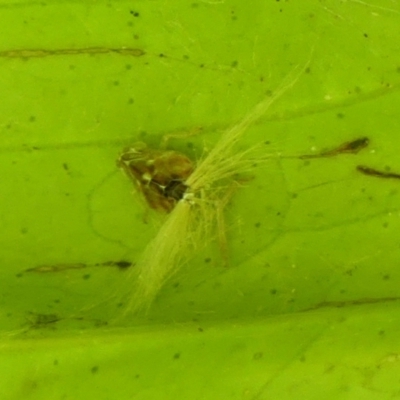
[118,143,194,213]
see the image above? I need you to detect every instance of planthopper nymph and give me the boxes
[118,143,195,213]
[117,66,309,314]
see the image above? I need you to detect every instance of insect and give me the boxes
[117,64,345,314]
[118,143,194,213]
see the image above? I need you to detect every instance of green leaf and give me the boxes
[1,0,400,399]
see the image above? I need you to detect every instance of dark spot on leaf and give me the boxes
[113,260,132,269]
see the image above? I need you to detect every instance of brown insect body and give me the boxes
[118,142,195,213]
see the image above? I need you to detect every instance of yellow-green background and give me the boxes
[1,0,400,398]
